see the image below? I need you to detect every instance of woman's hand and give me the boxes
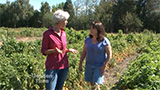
[99,65,106,76]
[66,48,79,54]
[79,63,83,71]
[55,48,79,54]
[44,47,64,55]
[55,47,63,54]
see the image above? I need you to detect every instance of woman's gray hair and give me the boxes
[52,9,70,25]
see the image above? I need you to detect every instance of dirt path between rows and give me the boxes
[0,37,42,46]
[16,37,42,42]
[104,54,137,90]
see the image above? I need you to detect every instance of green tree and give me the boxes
[136,0,160,32]
[74,0,99,15]
[40,2,50,15]
[18,0,34,27]
[42,12,53,28]
[0,2,11,27]
[2,0,34,27]
[119,12,143,33]
[52,3,65,13]
[93,0,114,32]
[40,2,51,27]
[29,10,42,27]
[112,0,138,32]
[73,0,99,30]
[63,0,75,28]
[0,3,7,26]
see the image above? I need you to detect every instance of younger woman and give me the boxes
[79,21,112,90]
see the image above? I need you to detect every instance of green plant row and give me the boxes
[0,27,159,90]
[114,32,160,90]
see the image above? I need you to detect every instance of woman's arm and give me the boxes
[41,32,50,55]
[104,45,112,66]
[44,47,63,55]
[100,45,112,75]
[65,48,79,54]
[79,43,87,71]
[41,31,66,55]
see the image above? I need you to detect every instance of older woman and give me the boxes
[41,9,78,90]
[79,21,112,90]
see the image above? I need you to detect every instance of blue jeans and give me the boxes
[45,68,69,90]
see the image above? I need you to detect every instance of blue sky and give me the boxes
[0,0,76,10]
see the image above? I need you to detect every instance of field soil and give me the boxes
[0,37,41,46]
[104,54,137,89]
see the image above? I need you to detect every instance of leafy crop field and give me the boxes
[0,27,160,90]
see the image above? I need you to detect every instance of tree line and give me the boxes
[0,0,160,33]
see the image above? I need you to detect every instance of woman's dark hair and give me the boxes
[89,21,106,41]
